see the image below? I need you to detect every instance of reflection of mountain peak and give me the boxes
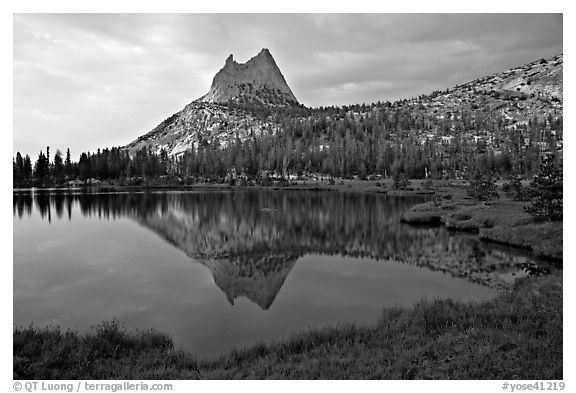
[16,192,532,292]
[202,253,299,310]
[133,209,300,309]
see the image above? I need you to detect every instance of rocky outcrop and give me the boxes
[198,49,298,106]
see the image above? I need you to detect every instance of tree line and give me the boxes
[13,99,562,187]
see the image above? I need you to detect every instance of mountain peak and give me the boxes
[198,48,298,106]
[258,48,272,57]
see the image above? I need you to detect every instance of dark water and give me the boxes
[13,190,535,357]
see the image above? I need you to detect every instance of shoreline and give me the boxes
[400,197,563,261]
[12,178,442,195]
[14,181,562,260]
[13,272,562,379]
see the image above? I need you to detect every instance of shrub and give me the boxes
[503,176,530,201]
[393,173,412,190]
[467,172,499,201]
[423,178,434,190]
[258,173,272,187]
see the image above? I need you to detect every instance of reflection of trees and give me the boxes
[13,192,32,219]
[14,191,531,305]
[131,191,425,260]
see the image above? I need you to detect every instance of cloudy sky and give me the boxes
[13,13,562,158]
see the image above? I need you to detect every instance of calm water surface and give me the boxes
[13,190,535,357]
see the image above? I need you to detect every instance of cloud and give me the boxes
[13,13,562,158]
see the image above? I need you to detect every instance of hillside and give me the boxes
[126,102,282,156]
[398,54,563,124]
[95,51,564,185]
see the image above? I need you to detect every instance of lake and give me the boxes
[13,190,534,358]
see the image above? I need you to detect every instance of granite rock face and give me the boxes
[198,48,298,106]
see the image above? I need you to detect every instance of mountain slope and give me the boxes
[402,54,562,122]
[126,102,281,156]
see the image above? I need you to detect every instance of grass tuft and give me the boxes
[14,273,562,379]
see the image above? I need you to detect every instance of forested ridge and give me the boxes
[13,55,563,188]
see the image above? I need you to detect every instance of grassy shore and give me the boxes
[480,222,563,260]
[14,272,562,380]
[400,196,562,260]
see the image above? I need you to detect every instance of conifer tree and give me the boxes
[64,148,72,179]
[14,152,24,186]
[23,155,32,183]
[53,150,64,184]
[525,154,562,221]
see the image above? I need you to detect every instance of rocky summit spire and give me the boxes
[198,48,298,106]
